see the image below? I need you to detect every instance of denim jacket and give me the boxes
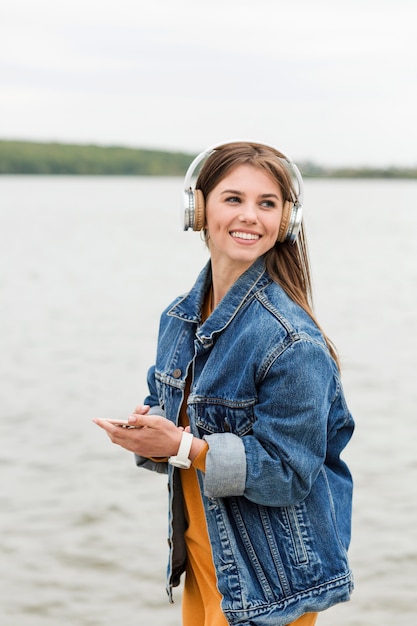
[136,256,354,625]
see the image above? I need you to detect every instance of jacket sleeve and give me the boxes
[204,338,350,507]
[134,365,169,474]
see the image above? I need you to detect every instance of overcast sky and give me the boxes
[1,0,416,166]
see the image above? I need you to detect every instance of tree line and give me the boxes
[0,140,416,178]
[0,140,192,176]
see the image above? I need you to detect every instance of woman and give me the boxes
[94,142,354,626]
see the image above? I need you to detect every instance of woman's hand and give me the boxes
[93,405,183,458]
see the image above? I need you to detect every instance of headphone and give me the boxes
[183,142,304,244]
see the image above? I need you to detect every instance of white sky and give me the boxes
[0,0,416,166]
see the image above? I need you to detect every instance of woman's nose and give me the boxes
[238,203,258,223]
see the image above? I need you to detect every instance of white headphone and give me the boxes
[183,142,304,244]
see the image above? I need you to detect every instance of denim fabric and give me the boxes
[137,256,354,625]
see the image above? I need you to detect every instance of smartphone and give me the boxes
[101,418,137,429]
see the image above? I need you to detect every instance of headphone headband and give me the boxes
[183,146,217,192]
[183,141,304,243]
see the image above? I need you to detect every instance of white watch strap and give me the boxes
[168,431,193,468]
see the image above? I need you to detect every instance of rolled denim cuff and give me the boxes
[148,405,166,418]
[203,433,246,498]
[134,455,168,474]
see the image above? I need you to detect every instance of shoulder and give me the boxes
[253,279,323,343]
[231,280,336,376]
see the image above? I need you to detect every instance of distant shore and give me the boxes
[0,140,416,178]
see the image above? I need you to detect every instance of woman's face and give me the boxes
[205,163,284,276]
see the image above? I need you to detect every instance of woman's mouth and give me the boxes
[230,231,260,241]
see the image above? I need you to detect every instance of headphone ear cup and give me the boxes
[277,200,293,242]
[193,189,206,231]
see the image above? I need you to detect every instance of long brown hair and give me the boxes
[195,142,340,369]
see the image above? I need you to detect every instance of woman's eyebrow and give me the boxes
[219,190,281,201]
[260,193,280,199]
[220,188,243,195]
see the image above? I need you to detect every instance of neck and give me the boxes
[210,259,253,308]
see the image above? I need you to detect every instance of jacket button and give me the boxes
[172,368,182,378]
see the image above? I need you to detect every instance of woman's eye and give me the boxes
[260,200,276,209]
[225,196,241,203]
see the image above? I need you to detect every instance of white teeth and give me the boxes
[230,231,260,240]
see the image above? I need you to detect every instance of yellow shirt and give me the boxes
[180,411,227,625]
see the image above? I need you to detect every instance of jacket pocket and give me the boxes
[193,398,256,437]
[224,499,312,600]
[281,504,309,565]
[225,497,292,601]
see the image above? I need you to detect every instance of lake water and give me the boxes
[1,176,416,625]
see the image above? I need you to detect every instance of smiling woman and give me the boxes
[94,141,354,626]
[192,142,337,361]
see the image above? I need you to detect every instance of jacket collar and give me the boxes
[168,257,271,344]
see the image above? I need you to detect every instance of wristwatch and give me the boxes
[168,431,193,469]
